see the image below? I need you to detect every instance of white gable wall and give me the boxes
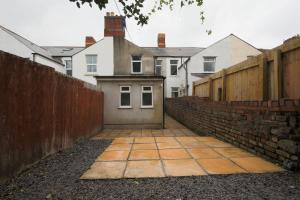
[187,35,262,95]
[0,28,33,59]
[34,54,65,74]
[72,37,114,85]
[0,28,65,73]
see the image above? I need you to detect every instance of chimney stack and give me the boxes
[85,36,96,47]
[157,33,166,48]
[104,12,125,37]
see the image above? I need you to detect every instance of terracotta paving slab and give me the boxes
[157,142,183,149]
[132,143,157,150]
[84,115,284,179]
[214,148,255,158]
[124,160,165,178]
[112,137,134,144]
[187,148,222,159]
[96,150,130,161]
[231,157,284,173]
[129,150,160,160]
[81,162,126,179]
[105,143,132,151]
[159,149,191,159]
[163,159,206,176]
[197,158,246,174]
[134,137,155,144]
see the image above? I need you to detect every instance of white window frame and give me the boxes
[86,54,97,73]
[119,86,132,108]
[203,56,216,73]
[155,59,163,76]
[131,55,143,74]
[141,86,153,108]
[170,59,178,76]
[65,59,72,76]
[171,87,179,98]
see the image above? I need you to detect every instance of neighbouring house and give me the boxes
[184,34,262,95]
[144,34,203,98]
[0,25,65,73]
[42,46,84,76]
[72,13,165,129]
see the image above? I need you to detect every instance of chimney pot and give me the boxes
[157,33,166,48]
[85,36,96,47]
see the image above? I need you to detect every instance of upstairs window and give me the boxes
[65,60,72,76]
[141,86,153,108]
[155,59,163,76]
[171,87,179,98]
[170,60,178,76]
[131,55,142,74]
[203,56,216,72]
[86,55,97,73]
[120,86,131,108]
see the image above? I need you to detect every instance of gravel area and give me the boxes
[1,139,300,200]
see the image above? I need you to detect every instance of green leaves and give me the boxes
[69,0,206,27]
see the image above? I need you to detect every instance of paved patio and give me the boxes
[82,116,284,179]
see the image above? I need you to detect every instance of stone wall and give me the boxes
[166,97,300,170]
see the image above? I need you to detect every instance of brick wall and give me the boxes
[166,97,300,170]
[0,51,104,182]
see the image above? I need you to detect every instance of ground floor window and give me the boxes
[141,86,153,108]
[120,86,131,108]
[171,87,179,98]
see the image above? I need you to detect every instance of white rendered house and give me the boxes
[0,25,65,73]
[184,34,262,95]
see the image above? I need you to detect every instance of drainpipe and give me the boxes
[163,77,165,129]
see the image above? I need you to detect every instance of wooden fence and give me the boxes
[193,36,300,101]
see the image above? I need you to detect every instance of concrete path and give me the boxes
[82,116,284,179]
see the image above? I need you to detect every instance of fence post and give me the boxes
[221,69,227,101]
[273,50,283,100]
[258,54,268,101]
[208,77,213,100]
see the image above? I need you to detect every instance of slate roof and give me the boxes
[143,47,204,57]
[42,46,85,57]
[0,25,63,65]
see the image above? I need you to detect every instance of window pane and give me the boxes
[132,62,141,73]
[156,59,162,65]
[171,65,177,75]
[143,86,152,91]
[142,93,152,106]
[121,93,130,106]
[121,86,130,91]
[66,70,72,76]
[170,60,178,65]
[132,56,141,61]
[204,62,215,72]
[86,55,97,64]
[204,57,216,62]
[65,60,72,69]
[155,66,161,76]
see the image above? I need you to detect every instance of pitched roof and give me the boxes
[42,46,85,57]
[0,25,63,65]
[142,47,204,57]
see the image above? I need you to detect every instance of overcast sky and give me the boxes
[0,0,299,49]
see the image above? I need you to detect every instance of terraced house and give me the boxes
[72,13,165,129]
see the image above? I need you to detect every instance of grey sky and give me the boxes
[0,0,299,49]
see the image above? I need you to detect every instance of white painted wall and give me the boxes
[0,28,33,59]
[187,34,262,95]
[72,37,114,85]
[0,28,65,74]
[34,54,65,74]
[156,57,189,98]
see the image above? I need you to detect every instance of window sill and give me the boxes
[141,106,154,109]
[118,106,132,109]
[85,73,97,76]
[131,72,143,75]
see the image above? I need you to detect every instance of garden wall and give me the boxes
[0,51,104,182]
[166,97,300,170]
